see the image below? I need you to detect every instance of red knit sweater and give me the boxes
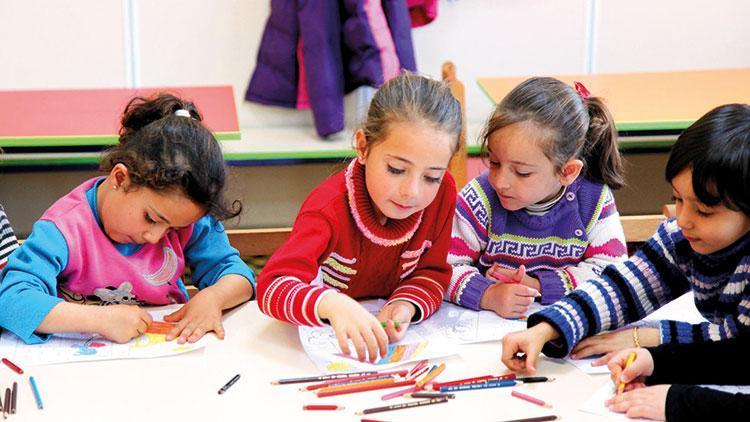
[257,160,456,326]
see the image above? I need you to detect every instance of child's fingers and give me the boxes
[360,328,381,363]
[164,306,186,322]
[166,318,189,341]
[512,265,526,282]
[373,324,389,358]
[349,331,367,361]
[514,285,540,298]
[333,326,351,356]
[213,321,226,340]
[592,352,613,367]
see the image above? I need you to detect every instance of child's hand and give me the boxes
[377,300,415,342]
[164,289,224,344]
[605,384,669,421]
[480,282,540,319]
[486,264,541,291]
[501,322,559,373]
[318,292,389,363]
[572,327,659,359]
[98,305,153,343]
[605,348,654,391]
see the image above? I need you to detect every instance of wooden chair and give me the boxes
[443,61,468,189]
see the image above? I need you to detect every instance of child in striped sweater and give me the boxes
[446,77,627,318]
[502,104,750,373]
[257,73,461,363]
[0,205,18,272]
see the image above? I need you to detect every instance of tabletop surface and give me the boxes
[478,68,750,132]
[7,302,615,422]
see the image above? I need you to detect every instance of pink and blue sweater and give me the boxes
[447,172,627,310]
[0,178,254,344]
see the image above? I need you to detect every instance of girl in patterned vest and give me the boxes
[503,104,750,374]
[447,77,627,318]
[0,93,254,345]
[257,73,461,363]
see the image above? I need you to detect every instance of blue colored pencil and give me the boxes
[439,379,516,392]
[29,376,43,410]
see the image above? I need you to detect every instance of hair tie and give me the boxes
[573,81,591,100]
[174,109,192,118]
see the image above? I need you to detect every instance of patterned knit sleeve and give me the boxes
[531,186,628,304]
[444,179,493,310]
[256,211,336,327]
[388,174,456,323]
[527,219,691,357]
[0,206,19,271]
[660,280,750,344]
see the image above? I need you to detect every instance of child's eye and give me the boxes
[516,172,532,178]
[387,165,405,175]
[488,160,500,168]
[697,209,713,217]
[671,195,682,203]
[144,213,156,224]
[424,175,442,184]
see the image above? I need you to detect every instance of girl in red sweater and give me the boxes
[257,73,462,362]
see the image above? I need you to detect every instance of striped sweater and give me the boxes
[530,219,750,358]
[447,172,627,310]
[0,206,18,271]
[257,160,456,326]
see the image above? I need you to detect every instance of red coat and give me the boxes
[257,160,456,326]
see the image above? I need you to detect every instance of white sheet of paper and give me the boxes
[0,304,207,366]
[579,383,654,421]
[299,299,458,373]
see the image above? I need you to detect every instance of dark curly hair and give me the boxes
[100,93,241,221]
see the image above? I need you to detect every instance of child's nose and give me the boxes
[144,225,169,244]
[400,176,420,199]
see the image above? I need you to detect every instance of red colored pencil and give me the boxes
[1,358,23,375]
[511,390,552,408]
[317,379,416,398]
[302,404,345,411]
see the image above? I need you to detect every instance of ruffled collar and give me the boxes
[345,160,423,246]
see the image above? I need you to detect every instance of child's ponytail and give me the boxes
[582,97,625,189]
[119,94,201,146]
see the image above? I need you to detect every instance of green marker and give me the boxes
[380,321,400,328]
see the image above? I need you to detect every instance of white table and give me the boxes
[11,302,612,421]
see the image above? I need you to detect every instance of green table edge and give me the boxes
[0,131,241,147]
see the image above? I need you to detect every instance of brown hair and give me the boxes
[100,93,241,221]
[480,77,624,189]
[360,72,462,155]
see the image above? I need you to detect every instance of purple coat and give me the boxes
[246,0,417,138]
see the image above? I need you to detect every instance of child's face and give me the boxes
[356,121,453,224]
[486,122,579,211]
[672,169,750,254]
[99,167,206,245]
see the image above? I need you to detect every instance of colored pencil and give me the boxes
[356,397,449,415]
[511,390,552,408]
[415,362,446,388]
[379,321,400,328]
[272,371,378,385]
[218,374,240,394]
[407,392,455,399]
[0,390,3,419]
[317,379,416,398]
[381,385,418,401]
[29,376,43,410]
[3,389,8,419]
[618,352,637,394]
[9,383,15,415]
[516,376,553,383]
[496,416,558,422]
[430,374,512,390]
[439,379,516,392]
[300,370,408,391]
[407,365,431,380]
[317,377,400,394]
[1,358,23,375]
[406,359,428,377]
[302,404,345,411]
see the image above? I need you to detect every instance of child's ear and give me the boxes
[559,159,583,186]
[111,163,131,190]
[354,129,368,164]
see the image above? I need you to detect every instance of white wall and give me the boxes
[2,0,749,135]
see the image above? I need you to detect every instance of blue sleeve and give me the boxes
[0,220,69,344]
[184,216,255,296]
